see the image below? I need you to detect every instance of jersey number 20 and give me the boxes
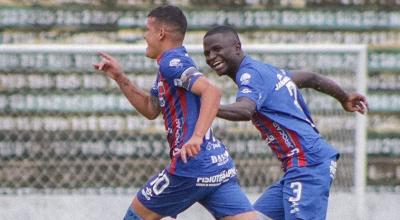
[150,170,170,195]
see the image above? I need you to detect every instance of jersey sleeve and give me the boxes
[236,69,262,103]
[236,68,275,109]
[159,55,202,91]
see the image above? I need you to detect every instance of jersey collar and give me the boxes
[157,46,186,64]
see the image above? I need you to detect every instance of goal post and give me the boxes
[0,44,368,219]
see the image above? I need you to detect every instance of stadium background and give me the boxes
[0,0,399,219]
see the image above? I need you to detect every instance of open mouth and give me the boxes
[212,60,225,72]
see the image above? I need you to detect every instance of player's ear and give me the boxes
[159,26,166,40]
[235,41,242,55]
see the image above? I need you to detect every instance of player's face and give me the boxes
[144,17,162,59]
[203,33,239,77]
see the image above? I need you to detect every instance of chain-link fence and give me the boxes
[0,44,367,194]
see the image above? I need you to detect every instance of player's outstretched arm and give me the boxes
[179,76,221,163]
[93,52,161,119]
[291,70,368,114]
[217,97,257,121]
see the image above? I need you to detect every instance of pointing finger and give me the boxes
[97,52,113,61]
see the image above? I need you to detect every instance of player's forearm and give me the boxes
[192,85,221,138]
[217,103,253,121]
[292,70,349,103]
[217,97,256,121]
[115,75,160,119]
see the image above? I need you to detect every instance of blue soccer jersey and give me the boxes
[150,46,234,177]
[235,56,339,171]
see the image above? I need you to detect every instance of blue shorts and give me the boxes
[254,157,338,220]
[132,168,253,218]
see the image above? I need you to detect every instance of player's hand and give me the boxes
[179,135,203,163]
[93,52,125,81]
[341,92,369,114]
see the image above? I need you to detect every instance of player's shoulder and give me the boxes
[240,56,277,76]
[249,60,283,80]
[236,59,264,81]
[159,48,196,78]
[161,49,194,68]
[161,47,194,66]
[236,67,264,89]
[236,61,279,88]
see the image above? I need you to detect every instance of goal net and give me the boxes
[0,44,367,211]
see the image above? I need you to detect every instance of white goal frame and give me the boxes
[0,44,368,220]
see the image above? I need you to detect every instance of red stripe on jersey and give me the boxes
[287,129,307,167]
[169,155,177,174]
[252,118,284,159]
[159,75,179,174]
[252,119,268,140]
[162,77,178,132]
[256,113,293,168]
[168,89,187,175]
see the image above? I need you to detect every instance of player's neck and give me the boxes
[229,54,245,80]
[160,40,183,54]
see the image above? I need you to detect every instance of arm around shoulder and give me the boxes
[217,97,257,121]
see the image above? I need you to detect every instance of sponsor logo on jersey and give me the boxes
[196,168,236,186]
[240,88,252,94]
[266,134,276,145]
[273,122,299,157]
[169,58,182,68]
[141,187,153,200]
[210,150,230,166]
[240,73,251,85]
[174,118,183,147]
[206,140,222,150]
[167,117,184,148]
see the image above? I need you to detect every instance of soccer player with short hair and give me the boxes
[94,6,256,220]
[203,25,368,220]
